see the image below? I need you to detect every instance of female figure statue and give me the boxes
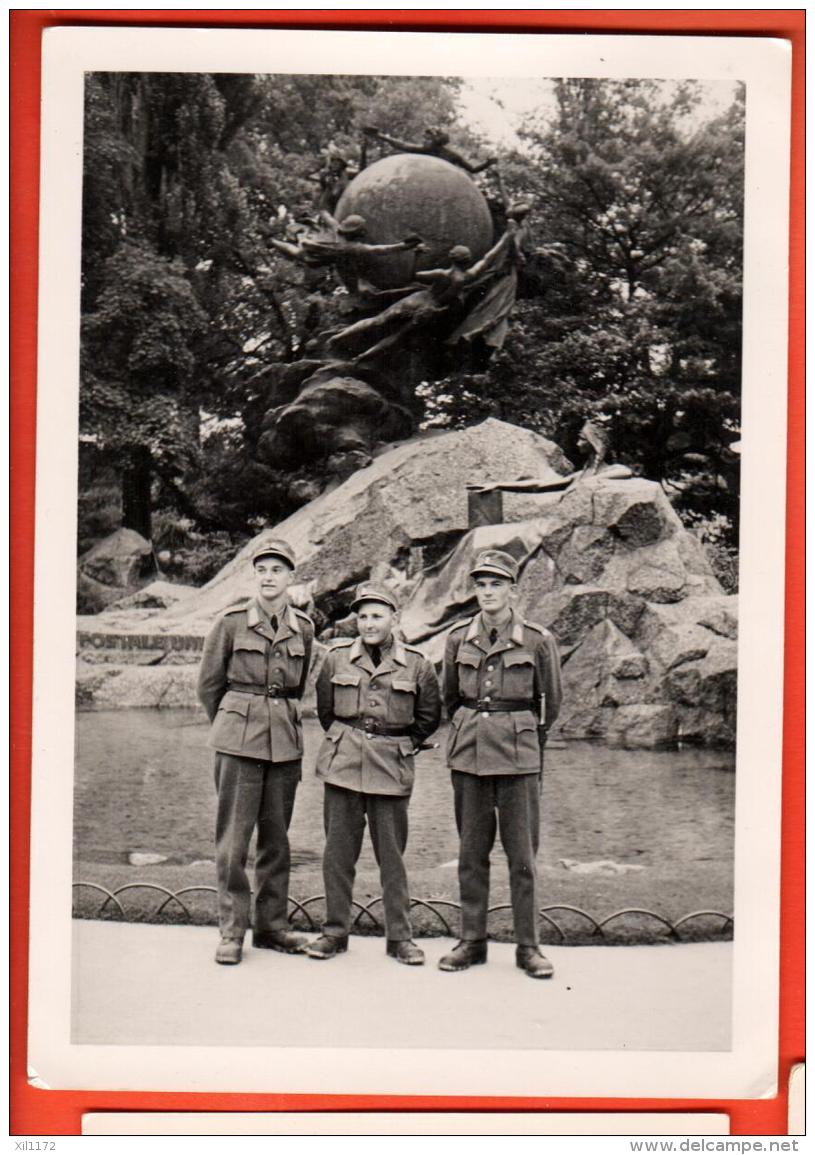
[326,221,525,365]
[447,198,533,352]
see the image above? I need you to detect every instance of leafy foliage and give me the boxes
[422,79,744,543]
[80,71,470,550]
[79,72,744,579]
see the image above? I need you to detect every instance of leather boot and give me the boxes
[306,934,349,960]
[386,939,425,966]
[252,927,309,954]
[215,937,243,965]
[437,940,488,972]
[516,945,554,979]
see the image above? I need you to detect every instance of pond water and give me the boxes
[74,711,735,877]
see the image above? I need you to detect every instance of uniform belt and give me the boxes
[460,697,536,713]
[227,682,299,699]
[341,718,413,737]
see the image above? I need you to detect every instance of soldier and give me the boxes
[439,549,562,979]
[197,538,315,966]
[306,583,442,966]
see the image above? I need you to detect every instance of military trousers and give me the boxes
[214,752,301,941]
[452,770,541,947]
[322,783,412,943]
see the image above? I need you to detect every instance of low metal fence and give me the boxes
[72,881,733,943]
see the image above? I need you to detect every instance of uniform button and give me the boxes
[482,712,489,719]
[487,665,494,672]
[485,680,492,687]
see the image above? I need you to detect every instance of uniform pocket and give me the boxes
[287,698,304,754]
[234,636,266,652]
[455,647,481,698]
[311,729,337,776]
[502,650,535,698]
[285,636,306,681]
[229,635,267,684]
[389,677,417,725]
[212,693,250,751]
[315,723,343,776]
[446,706,464,759]
[331,672,361,717]
[513,712,540,768]
[396,736,416,789]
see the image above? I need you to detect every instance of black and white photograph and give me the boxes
[28,27,790,1099]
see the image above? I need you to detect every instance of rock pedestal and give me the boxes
[400,475,736,748]
[148,419,571,631]
[76,421,737,749]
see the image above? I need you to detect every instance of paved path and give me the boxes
[72,920,731,1052]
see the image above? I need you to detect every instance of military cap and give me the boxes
[350,582,399,613]
[470,549,519,582]
[251,537,296,569]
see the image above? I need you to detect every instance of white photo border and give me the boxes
[29,25,791,1098]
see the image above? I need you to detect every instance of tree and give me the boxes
[79,72,468,545]
[528,80,744,397]
[422,79,745,537]
[80,73,265,536]
[80,243,207,538]
[79,73,745,563]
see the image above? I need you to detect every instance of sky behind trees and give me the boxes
[457,77,740,147]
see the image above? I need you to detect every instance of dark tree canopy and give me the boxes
[79,72,744,577]
[424,80,744,533]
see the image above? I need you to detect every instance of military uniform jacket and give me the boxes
[197,600,315,763]
[444,610,562,776]
[315,636,442,797]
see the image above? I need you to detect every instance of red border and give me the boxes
[10,9,804,1137]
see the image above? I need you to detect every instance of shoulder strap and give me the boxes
[327,637,354,651]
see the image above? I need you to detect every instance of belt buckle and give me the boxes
[267,686,281,698]
[363,717,378,734]
[477,698,489,711]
